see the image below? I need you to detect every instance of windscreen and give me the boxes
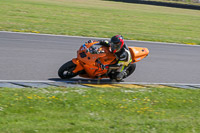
[88,43,104,54]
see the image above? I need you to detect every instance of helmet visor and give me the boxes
[110,42,121,53]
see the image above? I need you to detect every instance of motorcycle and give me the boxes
[58,41,149,82]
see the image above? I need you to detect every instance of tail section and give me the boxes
[129,47,149,63]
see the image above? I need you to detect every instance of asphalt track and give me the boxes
[0,31,200,84]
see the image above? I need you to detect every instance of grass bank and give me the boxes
[0,0,200,45]
[0,86,200,132]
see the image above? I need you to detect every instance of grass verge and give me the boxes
[0,0,200,45]
[0,86,200,133]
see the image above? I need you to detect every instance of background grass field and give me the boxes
[0,0,200,45]
[0,86,200,133]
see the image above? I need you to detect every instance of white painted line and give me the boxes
[0,80,55,83]
[0,31,108,40]
[121,82,200,86]
[1,31,199,47]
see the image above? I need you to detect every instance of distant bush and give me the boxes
[157,0,200,3]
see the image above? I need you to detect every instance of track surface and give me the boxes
[0,31,200,84]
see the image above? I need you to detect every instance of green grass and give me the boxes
[0,0,200,45]
[0,86,200,133]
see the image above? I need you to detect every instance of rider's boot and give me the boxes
[116,71,126,82]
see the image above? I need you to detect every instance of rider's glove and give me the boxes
[100,40,110,47]
[88,40,93,43]
[103,40,109,44]
[101,64,109,70]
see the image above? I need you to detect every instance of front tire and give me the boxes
[58,60,78,79]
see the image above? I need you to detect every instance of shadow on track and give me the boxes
[48,78,118,84]
[104,0,200,10]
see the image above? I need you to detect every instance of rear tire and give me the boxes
[58,60,78,79]
[108,63,136,82]
[125,63,136,78]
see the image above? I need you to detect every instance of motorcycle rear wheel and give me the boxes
[125,63,136,77]
[58,60,78,79]
[108,63,136,82]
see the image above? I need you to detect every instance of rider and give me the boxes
[88,35,132,81]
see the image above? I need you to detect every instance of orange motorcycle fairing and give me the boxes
[129,47,149,63]
[72,58,84,73]
[77,42,116,65]
[74,42,117,78]
[83,64,108,78]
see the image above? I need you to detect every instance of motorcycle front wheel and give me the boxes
[58,60,78,79]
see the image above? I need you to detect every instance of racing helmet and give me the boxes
[110,35,124,53]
